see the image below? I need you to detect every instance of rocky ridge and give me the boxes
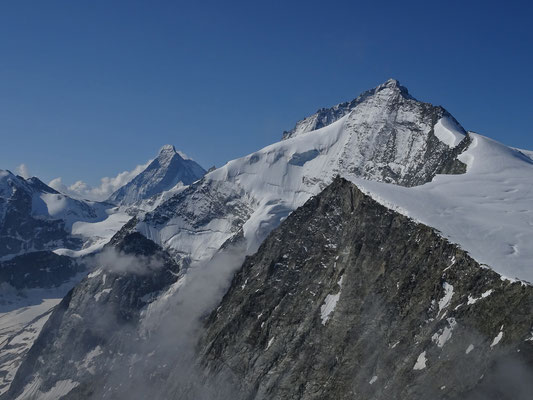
[198,177,533,400]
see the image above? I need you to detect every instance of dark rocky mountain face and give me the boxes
[0,251,81,290]
[197,177,533,400]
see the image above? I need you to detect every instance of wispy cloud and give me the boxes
[16,164,30,179]
[102,242,247,399]
[91,247,165,275]
[48,160,151,201]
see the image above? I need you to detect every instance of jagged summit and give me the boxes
[107,145,206,206]
[0,168,18,181]
[135,79,469,263]
[155,144,181,166]
[374,78,412,97]
[0,170,58,196]
[26,176,60,194]
[382,77,400,86]
[159,144,176,154]
[282,78,416,140]
[376,77,401,89]
[156,144,194,164]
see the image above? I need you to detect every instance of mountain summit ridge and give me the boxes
[134,78,469,266]
[282,78,438,140]
[107,145,206,206]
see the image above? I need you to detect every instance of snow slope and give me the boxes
[53,209,131,258]
[32,193,109,231]
[516,147,533,161]
[0,300,58,395]
[433,117,465,148]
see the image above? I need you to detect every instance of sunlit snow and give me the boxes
[413,351,427,370]
[355,133,533,282]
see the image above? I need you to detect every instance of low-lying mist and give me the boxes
[90,242,249,400]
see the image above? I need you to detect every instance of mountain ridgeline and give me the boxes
[0,170,95,259]
[0,145,206,397]
[107,145,206,206]
[131,79,470,267]
[2,79,532,399]
[282,79,416,140]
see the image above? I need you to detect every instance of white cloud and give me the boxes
[49,160,151,201]
[91,247,165,275]
[16,164,31,179]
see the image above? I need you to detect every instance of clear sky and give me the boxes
[1,0,532,189]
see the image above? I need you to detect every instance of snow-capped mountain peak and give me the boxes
[380,77,400,87]
[375,77,403,90]
[107,145,206,206]
[159,144,193,161]
[282,78,416,140]
[372,77,414,99]
[158,144,177,157]
[0,170,110,261]
[135,79,470,265]
[159,144,175,151]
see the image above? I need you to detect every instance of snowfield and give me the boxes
[53,209,131,257]
[433,117,464,148]
[31,191,110,231]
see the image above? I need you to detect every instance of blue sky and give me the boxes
[1,0,532,189]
